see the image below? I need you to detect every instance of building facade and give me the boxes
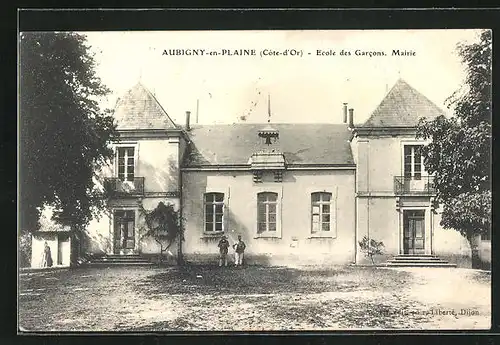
[81,79,481,267]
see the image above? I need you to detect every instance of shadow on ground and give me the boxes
[135,264,412,296]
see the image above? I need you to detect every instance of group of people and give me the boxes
[217,234,246,267]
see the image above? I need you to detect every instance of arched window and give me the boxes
[204,193,224,232]
[257,192,278,233]
[311,192,332,233]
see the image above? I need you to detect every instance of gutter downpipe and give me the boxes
[354,159,358,264]
[178,168,184,265]
[367,139,371,262]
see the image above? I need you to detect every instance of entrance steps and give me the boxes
[385,254,456,267]
[83,254,155,267]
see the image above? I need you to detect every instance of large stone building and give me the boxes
[79,79,486,268]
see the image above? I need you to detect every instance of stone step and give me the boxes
[387,259,451,264]
[86,254,153,266]
[385,262,457,267]
[83,261,156,267]
[392,256,442,261]
[95,256,150,261]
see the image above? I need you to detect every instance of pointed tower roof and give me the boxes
[362,79,445,128]
[113,82,178,130]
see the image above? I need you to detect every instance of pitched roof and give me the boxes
[113,82,178,130]
[183,124,354,167]
[362,79,445,128]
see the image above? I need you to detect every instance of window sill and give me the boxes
[254,234,282,239]
[200,232,225,239]
[307,234,336,239]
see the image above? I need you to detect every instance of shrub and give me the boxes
[358,236,385,264]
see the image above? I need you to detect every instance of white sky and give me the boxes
[84,29,481,125]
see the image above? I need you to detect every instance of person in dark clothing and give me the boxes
[43,242,53,267]
[217,235,230,267]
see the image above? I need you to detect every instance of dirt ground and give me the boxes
[18,264,491,331]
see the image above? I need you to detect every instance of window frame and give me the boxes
[311,192,333,234]
[255,188,282,238]
[203,192,225,233]
[114,143,139,182]
[257,192,278,234]
[401,141,428,180]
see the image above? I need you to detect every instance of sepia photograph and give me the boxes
[18,28,491,331]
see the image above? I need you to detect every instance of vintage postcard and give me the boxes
[18,28,491,331]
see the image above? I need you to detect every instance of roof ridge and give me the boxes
[140,83,179,128]
[114,83,179,130]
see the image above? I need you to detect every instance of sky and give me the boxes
[84,29,482,126]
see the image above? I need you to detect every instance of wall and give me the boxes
[355,197,399,264]
[84,134,184,257]
[31,233,58,268]
[352,133,471,266]
[135,138,180,193]
[85,196,181,257]
[355,134,424,193]
[182,169,356,265]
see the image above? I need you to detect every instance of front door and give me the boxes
[403,210,425,255]
[113,210,135,254]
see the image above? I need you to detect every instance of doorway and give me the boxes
[403,210,425,255]
[113,210,136,254]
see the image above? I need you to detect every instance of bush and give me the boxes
[19,232,32,268]
[358,236,384,264]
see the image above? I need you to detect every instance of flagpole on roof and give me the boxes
[196,99,199,123]
[268,93,271,123]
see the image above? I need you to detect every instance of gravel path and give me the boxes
[18,265,490,331]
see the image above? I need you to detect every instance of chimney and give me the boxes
[342,103,348,123]
[348,108,354,128]
[185,111,191,131]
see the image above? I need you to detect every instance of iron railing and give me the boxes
[394,176,436,195]
[104,177,145,196]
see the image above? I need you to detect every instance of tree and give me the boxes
[416,30,492,268]
[19,32,118,233]
[139,202,184,265]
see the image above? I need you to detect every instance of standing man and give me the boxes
[233,235,246,266]
[217,235,230,267]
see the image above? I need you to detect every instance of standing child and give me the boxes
[217,235,230,267]
[233,235,246,266]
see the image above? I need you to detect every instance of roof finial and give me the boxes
[267,93,271,123]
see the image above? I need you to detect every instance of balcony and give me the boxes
[104,177,145,197]
[394,176,436,195]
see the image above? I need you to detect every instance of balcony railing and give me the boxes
[394,176,436,195]
[104,177,145,197]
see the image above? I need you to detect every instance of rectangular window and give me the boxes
[257,192,278,233]
[404,145,423,179]
[117,147,135,181]
[204,193,224,232]
[311,192,332,234]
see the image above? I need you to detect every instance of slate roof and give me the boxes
[183,124,354,167]
[362,79,445,128]
[113,82,178,130]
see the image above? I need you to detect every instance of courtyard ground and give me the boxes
[18,264,490,331]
